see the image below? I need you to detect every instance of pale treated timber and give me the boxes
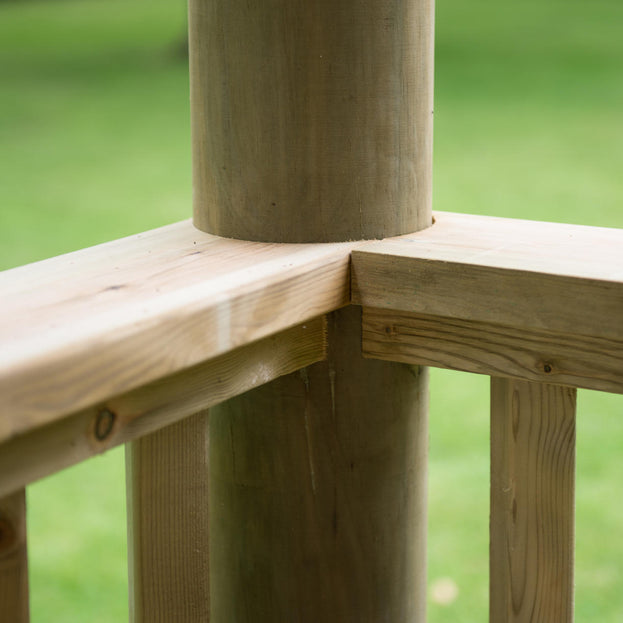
[127,412,210,623]
[0,319,326,498]
[0,490,29,623]
[210,306,429,622]
[0,220,352,442]
[192,0,434,619]
[362,308,623,394]
[190,0,434,242]
[352,211,623,342]
[490,379,576,623]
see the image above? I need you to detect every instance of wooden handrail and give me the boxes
[0,221,353,442]
[353,211,623,393]
[353,211,623,341]
[1,211,621,495]
[0,210,622,621]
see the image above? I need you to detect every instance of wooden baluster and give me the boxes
[0,489,29,622]
[126,412,210,622]
[490,378,576,622]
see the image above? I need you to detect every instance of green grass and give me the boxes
[1,0,622,621]
[434,0,623,230]
[0,0,191,269]
[27,448,129,623]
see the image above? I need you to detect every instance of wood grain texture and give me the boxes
[490,379,576,623]
[0,220,351,442]
[193,0,435,617]
[0,319,325,498]
[362,308,623,394]
[189,0,434,241]
[127,412,210,623]
[210,306,429,622]
[0,490,29,623]
[352,211,623,341]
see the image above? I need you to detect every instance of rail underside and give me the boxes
[1,211,622,621]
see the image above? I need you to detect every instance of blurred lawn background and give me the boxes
[1,0,622,621]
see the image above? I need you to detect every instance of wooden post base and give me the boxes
[209,306,429,622]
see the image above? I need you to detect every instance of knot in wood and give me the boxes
[94,408,116,442]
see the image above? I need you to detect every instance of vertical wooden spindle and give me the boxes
[190,0,434,621]
[0,489,29,623]
[490,378,576,622]
[126,412,210,622]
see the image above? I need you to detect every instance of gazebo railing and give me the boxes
[1,209,621,621]
[2,0,622,620]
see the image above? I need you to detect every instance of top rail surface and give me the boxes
[352,211,623,341]
[0,220,354,442]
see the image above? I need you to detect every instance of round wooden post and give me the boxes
[190,0,434,243]
[189,0,434,620]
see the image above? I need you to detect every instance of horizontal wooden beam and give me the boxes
[362,308,623,394]
[0,220,352,443]
[0,319,325,497]
[1,211,622,492]
[352,211,623,342]
[353,212,623,384]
